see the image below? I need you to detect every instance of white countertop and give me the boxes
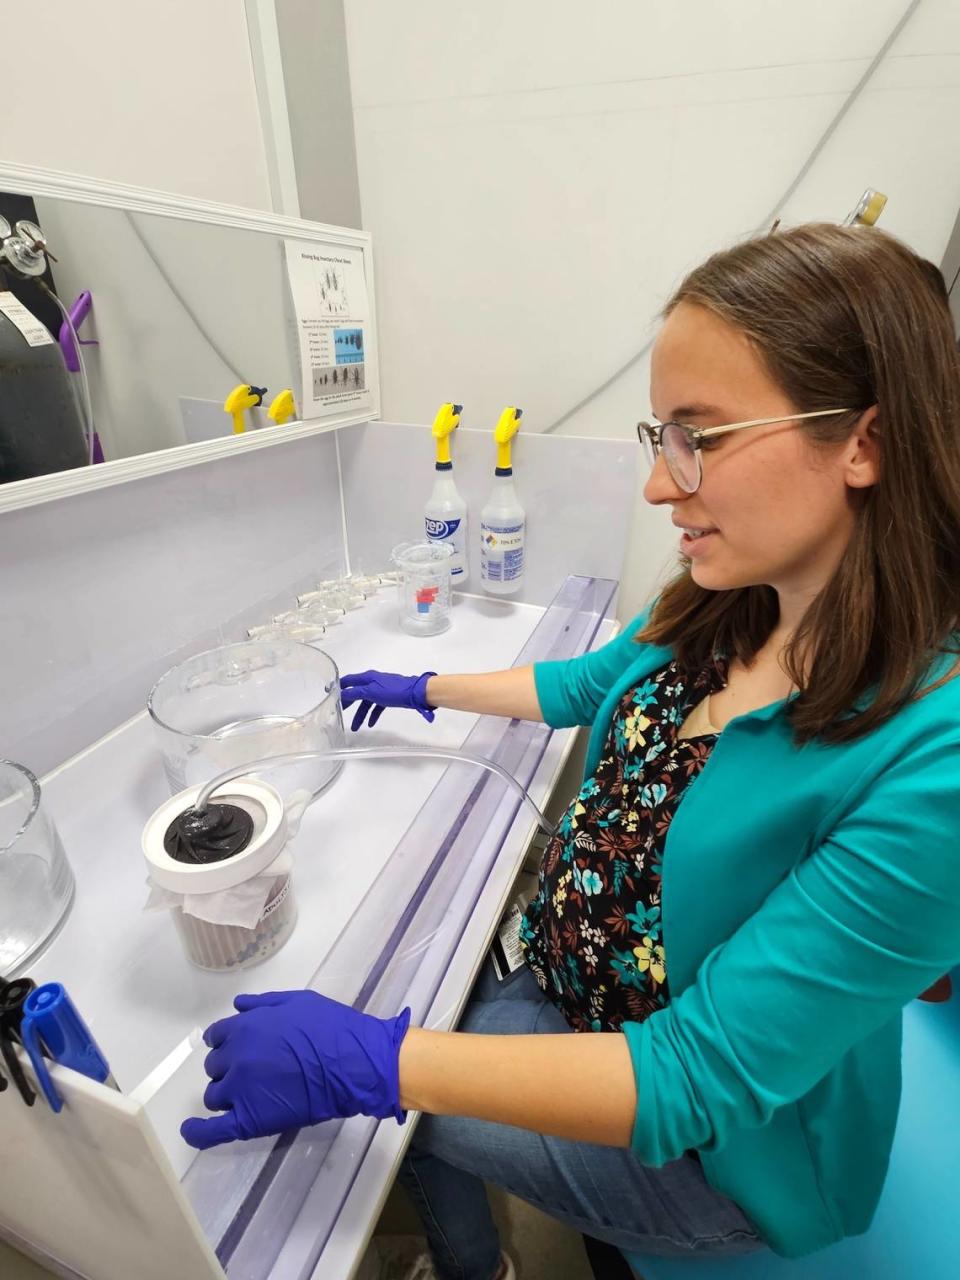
[26,586,613,1279]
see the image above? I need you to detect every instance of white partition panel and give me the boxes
[339,420,639,608]
[0,432,345,776]
[1,1056,223,1280]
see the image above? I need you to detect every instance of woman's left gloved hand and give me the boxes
[339,670,437,731]
[180,990,412,1150]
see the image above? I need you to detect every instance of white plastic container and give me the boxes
[480,472,525,595]
[142,779,296,971]
[425,466,468,584]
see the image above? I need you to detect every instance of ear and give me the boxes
[844,405,880,490]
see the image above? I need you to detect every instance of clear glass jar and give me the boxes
[0,760,75,977]
[147,640,345,828]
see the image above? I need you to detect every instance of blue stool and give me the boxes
[628,996,960,1280]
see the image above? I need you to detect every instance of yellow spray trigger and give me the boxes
[494,406,522,471]
[268,389,296,426]
[224,384,267,435]
[845,189,887,228]
[858,191,887,226]
[432,402,462,465]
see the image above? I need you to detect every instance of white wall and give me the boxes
[0,1,272,210]
[341,0,960,615]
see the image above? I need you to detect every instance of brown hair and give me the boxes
[638,222,960,744]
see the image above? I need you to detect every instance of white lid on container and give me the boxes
[142,780,287,895]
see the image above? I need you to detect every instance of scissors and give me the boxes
[0,975,37,1105]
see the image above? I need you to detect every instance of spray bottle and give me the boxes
[424,402,469,584]
[480,406,525,595]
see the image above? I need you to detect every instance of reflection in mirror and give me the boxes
[0,177,377,493]
[0,192,91,483]
[0,195,299,481]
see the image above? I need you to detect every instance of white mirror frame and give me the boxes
[0,162,379,513]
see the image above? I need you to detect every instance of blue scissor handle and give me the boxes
[20,982,112,1113]
[19,1014,61,1112]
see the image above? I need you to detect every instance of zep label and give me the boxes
[424,515,465,577]
[425,516,461,539]
[424,512,465,578]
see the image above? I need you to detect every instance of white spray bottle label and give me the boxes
[425,513,466,579]
[480,517,525,584]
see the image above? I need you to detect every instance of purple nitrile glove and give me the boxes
[180,990,411,1151]
[339,670,437,732]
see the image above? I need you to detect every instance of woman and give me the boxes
[182,224,960,1279]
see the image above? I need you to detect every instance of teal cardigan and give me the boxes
[533,612,960,1258]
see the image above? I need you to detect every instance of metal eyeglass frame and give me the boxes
[636,408,854,493]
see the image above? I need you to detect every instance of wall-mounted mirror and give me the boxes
[0,164,379,511]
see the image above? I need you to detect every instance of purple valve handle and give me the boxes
[58,291,105,462]
[58,290,98,374]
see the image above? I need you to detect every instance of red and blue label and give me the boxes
[416,585,440,614]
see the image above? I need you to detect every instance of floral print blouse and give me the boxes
[520,657,727,1032]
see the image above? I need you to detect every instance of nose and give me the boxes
[642,452,688,506]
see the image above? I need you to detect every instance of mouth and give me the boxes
[675,524,718,554]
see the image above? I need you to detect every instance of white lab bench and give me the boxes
[3,583,616,1280]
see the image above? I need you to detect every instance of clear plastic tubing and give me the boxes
[192,745,556,838]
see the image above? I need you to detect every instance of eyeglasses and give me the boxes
[636,409,854,494]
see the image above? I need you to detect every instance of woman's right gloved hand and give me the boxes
[339,670,437,731]
[180,989,411,1149]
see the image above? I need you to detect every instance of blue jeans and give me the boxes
[398,962,764,1280]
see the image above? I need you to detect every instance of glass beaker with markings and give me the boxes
[392,541,454,637]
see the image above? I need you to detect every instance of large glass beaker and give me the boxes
[147,640,345,829]
[0,759,75,977]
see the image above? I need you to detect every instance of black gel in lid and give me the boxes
[163,803,254,864]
